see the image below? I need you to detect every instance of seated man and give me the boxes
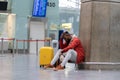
[44,31,85,71]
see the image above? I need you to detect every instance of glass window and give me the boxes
[59,0,81,36]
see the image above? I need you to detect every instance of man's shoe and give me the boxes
[44,64,54,69]
[53,65,64,71]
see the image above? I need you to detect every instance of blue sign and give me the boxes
[32,0,47,17]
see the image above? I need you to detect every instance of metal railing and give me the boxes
[0,38,15,56]
[0,38,51,56]
[16,39,51,55]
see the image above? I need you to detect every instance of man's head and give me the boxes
[62,31,72,42]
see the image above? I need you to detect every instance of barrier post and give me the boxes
[1,38,4,54]
[16,40,18,54]
[48,39,51,46]
[36,40,38,55]
[23,40,26,54]
[12,38,15,56]
[0,38,1,53]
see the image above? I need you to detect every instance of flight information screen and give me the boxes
[32,0,47,17]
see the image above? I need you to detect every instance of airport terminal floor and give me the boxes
[0,54,120,80]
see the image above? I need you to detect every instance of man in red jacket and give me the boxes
[44,31,85,71]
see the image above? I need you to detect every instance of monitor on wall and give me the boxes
[32,0,47,17]
[0,1,8,11]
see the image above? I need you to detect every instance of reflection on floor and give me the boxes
[0,54,120,80]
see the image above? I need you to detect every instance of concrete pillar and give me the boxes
[79,0,120,69]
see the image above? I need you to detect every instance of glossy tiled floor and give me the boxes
[0,54,120,80]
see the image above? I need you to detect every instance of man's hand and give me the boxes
[61,49,64,54]
[60,33,65,39]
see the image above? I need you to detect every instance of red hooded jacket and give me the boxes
[59,37,85,64]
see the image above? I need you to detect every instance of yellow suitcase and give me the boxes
[39,47,54,67]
